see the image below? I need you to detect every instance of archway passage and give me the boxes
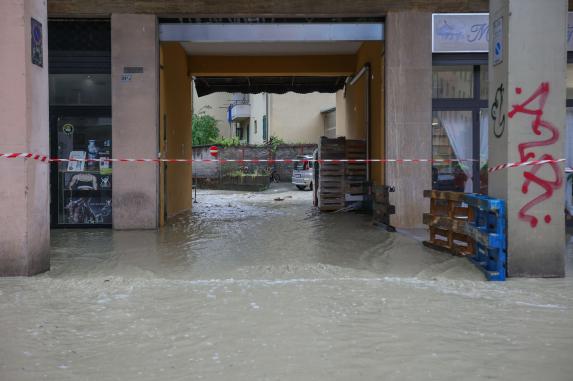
[159,21,386,223]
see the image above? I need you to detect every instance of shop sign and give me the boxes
[492,17,503,66]
[31,18,43,67]
[433,13,573,53]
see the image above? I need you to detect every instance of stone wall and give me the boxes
[192,144,317,185]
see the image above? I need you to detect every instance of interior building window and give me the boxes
[432,65,474,99]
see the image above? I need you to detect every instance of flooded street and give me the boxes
[1,184,573,381]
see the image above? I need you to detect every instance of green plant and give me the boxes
[192,114,219,146]
[267,135,286,152]
[210,136,242,147]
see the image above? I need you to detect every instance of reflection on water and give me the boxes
[1,185,572,381]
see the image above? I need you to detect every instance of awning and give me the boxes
[194,76,346,97]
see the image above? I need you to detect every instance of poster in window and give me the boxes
[63,196,112,224]
[31,18,43,67]
[67,151,86,172]
[66,172,98,191]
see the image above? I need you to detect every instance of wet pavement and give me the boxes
[1,183,573,381]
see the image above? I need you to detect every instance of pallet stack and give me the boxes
[464,194,507,281]
[318,137,346,211]
[422,190,474,256]
[344,139,367,200]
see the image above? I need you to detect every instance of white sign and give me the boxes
[433,13,489,52]
[67,151,86,172]
[433,13,573,53]
[492,17,503,65]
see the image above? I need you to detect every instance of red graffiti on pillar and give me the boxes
[507,82,563,228]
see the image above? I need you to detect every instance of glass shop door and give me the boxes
[50,110,112,227]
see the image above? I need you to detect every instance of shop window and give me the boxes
[432,60,488,193]
[432,111,473,192]
[49,19,111,228]
[479,65,489,100]
[49,74,111,106]
[55,116,112,225]
[479,109,489,194]
[432,65,473,99]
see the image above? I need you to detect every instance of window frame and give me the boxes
[432,54,488,193]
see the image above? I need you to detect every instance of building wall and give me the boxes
[337,41,385,185]
[269,92,336,144]
[160,43,194,221]
[192,85,233,138]
[249,93,268,144]
[385,11,432,228]
[0,0,50,275]
[111,14,159,229]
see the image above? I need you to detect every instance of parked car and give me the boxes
[292,155,314,190]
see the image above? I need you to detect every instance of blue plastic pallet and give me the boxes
[463,194,507,281]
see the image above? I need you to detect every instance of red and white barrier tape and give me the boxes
[1,153,572,173]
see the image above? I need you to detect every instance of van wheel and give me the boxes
[296,185,305,190]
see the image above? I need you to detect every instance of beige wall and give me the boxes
[0,0,50,275]
[160,43,194,221]
[192,85,233,138]
[112,14,159,229]
[248,93,268,144]
[337,41,385,185]
[269,92,336,144]
[385,11,432,228]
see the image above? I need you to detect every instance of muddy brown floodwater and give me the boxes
[1,184,573,381]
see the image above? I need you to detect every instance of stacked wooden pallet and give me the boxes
[318,137,346,211]
[344,139,367,199]
[422,190,474,256]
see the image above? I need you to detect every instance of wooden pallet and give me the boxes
[318,192,345,211]
[317,136,369,211]
[422,190,474,256]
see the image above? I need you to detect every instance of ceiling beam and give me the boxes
[160,23,383,42]
[48,0,493,17]
[188,55,357,77]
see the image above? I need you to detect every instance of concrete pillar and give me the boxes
[0,0,50,275]
[489,0,567,277]
[111,14,159,229]
[385,11,432,228]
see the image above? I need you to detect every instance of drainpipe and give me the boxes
[348,63,372,182]
[265,92,270,142]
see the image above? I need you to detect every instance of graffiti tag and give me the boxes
[491,83,506,138]
[508,83,563,228]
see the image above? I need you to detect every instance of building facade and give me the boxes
[0,0,570,277]
[193,87,335,144]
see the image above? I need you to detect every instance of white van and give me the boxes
[292,155,314,190]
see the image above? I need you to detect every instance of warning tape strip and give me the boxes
[1,153,572,173]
